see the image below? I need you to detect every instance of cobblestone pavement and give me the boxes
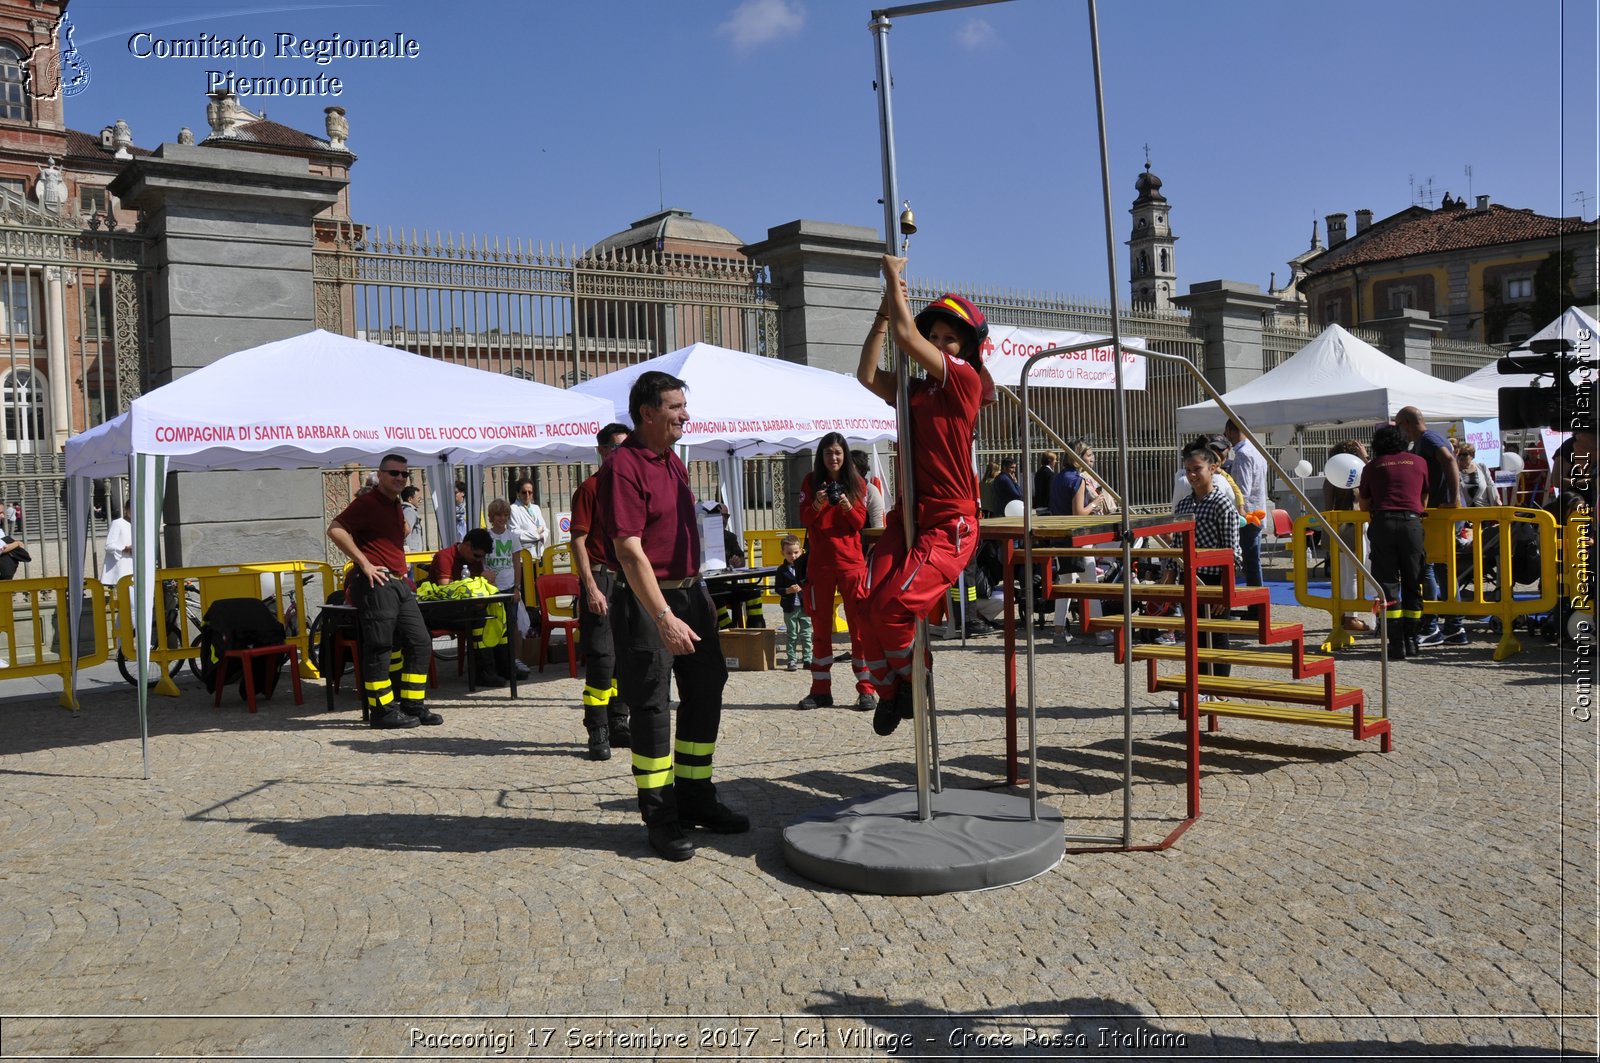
[0,606,1593,1060]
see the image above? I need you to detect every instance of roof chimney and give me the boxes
[1476,195,1490,210]
[1354,209,1373,234]
[1326,212,1348,248]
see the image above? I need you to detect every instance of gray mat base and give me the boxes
[782,788,1065,896]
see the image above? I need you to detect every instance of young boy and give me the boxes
[775,534,811,673]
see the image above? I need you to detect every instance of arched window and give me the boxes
[1159,248,1170,273]
[2,366,46,450]
[1137,251,1148,276]
[0,42,30,122]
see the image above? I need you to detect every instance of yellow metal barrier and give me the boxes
[743,528,805,607]
[114,560,338,696]
[1294,507,1558,660]
[0,576,110,710]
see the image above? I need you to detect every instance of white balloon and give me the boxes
[1004,499,1027,518]
[1499,451,1525,477]
[1324,453,1365,489]
[1293,459,1313,478]
[1280,446,1302,470]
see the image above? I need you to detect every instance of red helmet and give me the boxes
[915,293,989,360]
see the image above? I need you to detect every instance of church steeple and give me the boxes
[1127,152,1177,310]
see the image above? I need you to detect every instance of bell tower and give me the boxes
[1127,153,1177,310]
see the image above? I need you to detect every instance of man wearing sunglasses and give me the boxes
[328,454,441,729]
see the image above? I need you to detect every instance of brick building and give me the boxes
[1297,194,1598,346]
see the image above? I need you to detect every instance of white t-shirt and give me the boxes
[102,517,133,586]
[485,526,520,592]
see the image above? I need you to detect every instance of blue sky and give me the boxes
[59,0,1598,301]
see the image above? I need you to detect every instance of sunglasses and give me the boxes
[518,488,535,496]
[381,469,410,479]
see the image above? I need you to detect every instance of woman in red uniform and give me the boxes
[855,255,992,736]
[797,430,874,711]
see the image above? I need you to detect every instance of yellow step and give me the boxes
[1130,645,1331,672]
[1152,673,1363,708]
[1188,700,1362,728]
[1052,581,1269,603]
[1088,615,1304,641]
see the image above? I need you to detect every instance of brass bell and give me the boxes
[898,201,917,237]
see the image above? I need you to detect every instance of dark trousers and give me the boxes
[1370,513,1425,624]
[579,569,624,723]
[347,575,432,716]
[614,582,728,825]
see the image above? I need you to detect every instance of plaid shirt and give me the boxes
[1174,480,1241,579]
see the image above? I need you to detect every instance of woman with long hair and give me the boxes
[854,257,994,736]
[797,430,875,710]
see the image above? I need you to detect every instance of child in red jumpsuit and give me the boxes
[797,430,875,711]
[854,255,992,736]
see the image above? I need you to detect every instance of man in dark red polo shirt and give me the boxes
[328,453,440,729]
[570,421,632,762]
[598,371,746,861]
[1359,425,1430,660]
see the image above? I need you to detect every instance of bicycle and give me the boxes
[116,578,203,686]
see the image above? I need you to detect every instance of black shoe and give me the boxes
[370,707,420,729]
[406,708,444,726]
[647,823,695,861]
[587,725,611,762]
[872,688,903,736]
[476,669,508,689]
[679,799,750,834]
[855,692,878,712]
[797,692,833,710]
[608,721,632,750]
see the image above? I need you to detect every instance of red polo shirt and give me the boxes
[428,544,485,584]
[332,489,407,574]
[570,473,607,568]
[596,435,699,579]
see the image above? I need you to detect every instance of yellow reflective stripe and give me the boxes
[582,685,612,707]
[363,680,391,692]
[1400,608,1423,619]
[399,672,428,684]
[371,691,394,707]
[675,739,715,758]
[609,679,620,695]
[397,688,425,700]
[632,749,673,790]
[674,763,712,781]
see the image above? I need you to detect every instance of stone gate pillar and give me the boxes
[744,220,886,524]
[1172,280,1277,396]
[109,144,345,566]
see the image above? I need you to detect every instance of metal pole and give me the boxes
[871,13,934,822]
[1086,0,1135,847]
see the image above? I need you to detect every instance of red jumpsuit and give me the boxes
[798,472,872,699]
[859,352,983,698]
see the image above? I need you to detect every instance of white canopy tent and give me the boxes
[61,329,614,774]
[1176,324,1501,434]
[1457,305,1600,393]
[571,342,898,534]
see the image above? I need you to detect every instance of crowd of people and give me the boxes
[324,259,1591,861]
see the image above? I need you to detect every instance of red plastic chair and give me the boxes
[536,572,581,678]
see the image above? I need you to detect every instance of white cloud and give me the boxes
[718,0,804,52]
[957,18,998,50]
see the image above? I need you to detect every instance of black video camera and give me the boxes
[1497,337,1596,431]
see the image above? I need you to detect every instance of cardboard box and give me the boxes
[721,627,776,671]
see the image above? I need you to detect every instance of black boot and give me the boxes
[1385,620,1406,661]
[640,786,693,861]
[583,705,610,761]
[1403,618,1420,657]
[493,643,516,681]
[608,703,631,749]
[677,779,750,834]
[474,648,507,688]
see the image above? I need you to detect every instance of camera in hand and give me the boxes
[822,480,846,504]
[1498,337,1596,431]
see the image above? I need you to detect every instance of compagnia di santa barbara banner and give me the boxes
[981,325,1147,390]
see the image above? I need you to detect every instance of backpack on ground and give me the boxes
[199,597,288,699]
